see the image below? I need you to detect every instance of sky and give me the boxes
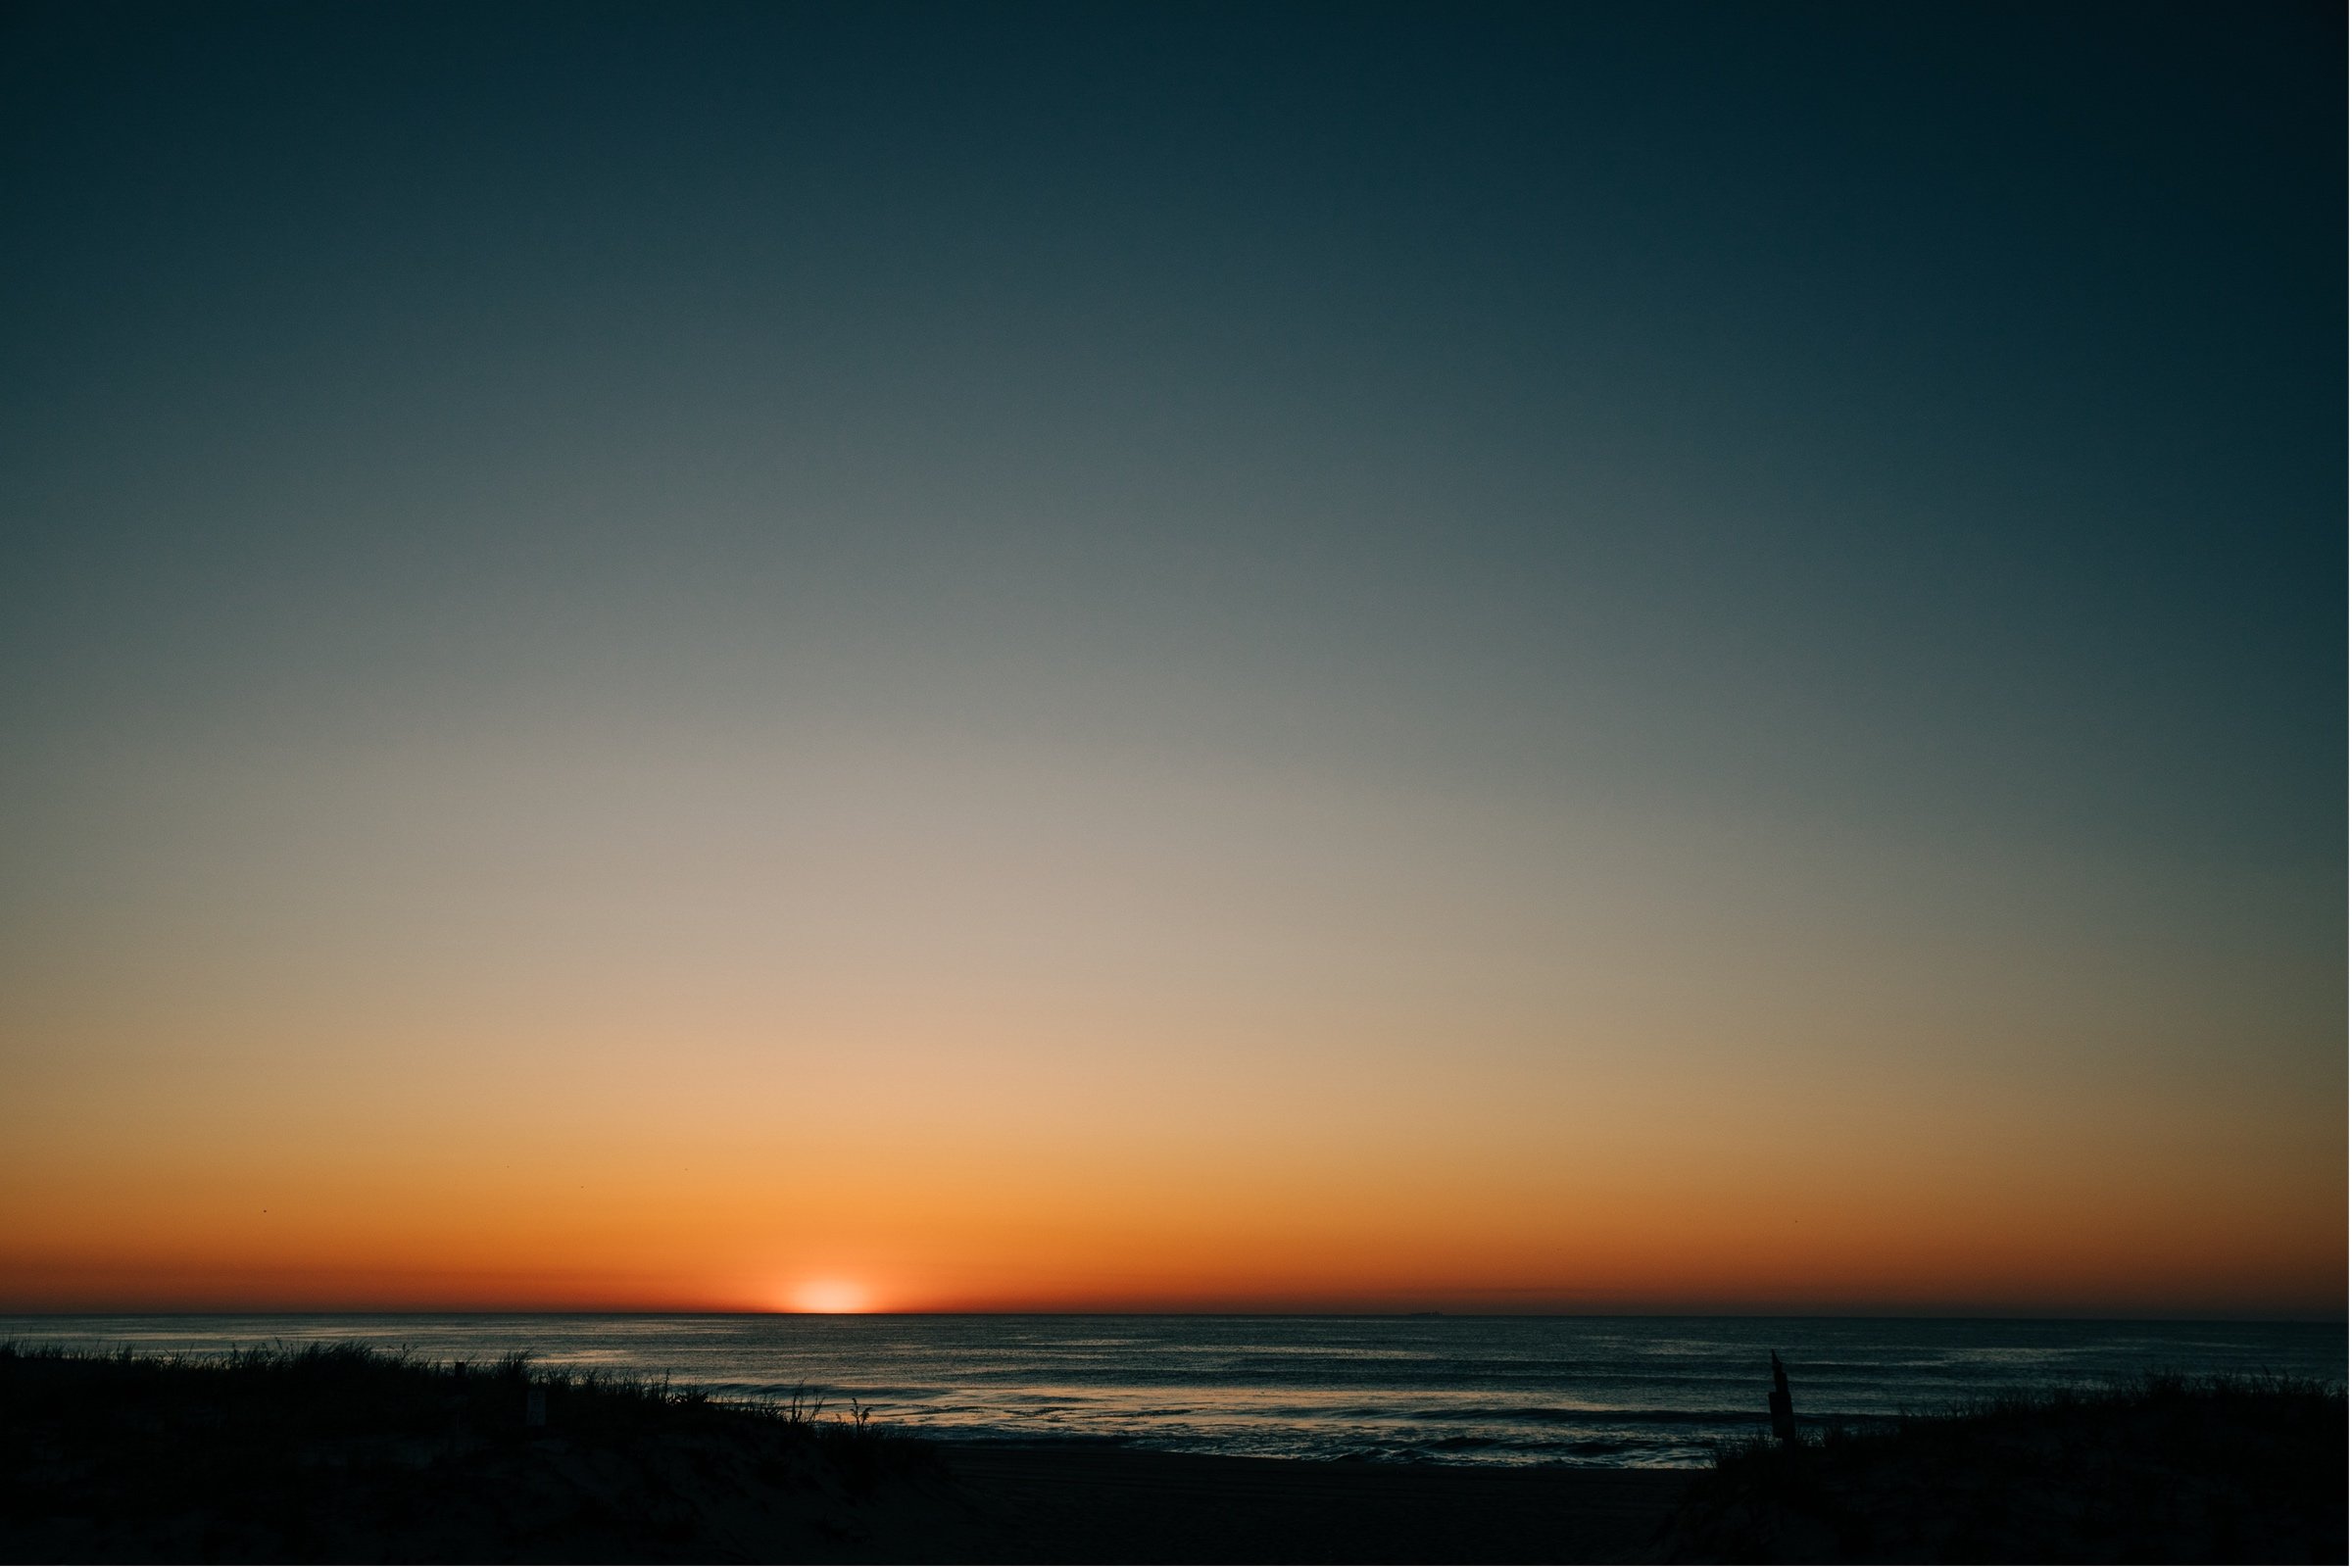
[0,2,2341,1316]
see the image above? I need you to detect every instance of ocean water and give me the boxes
[2,1314,2338,1468]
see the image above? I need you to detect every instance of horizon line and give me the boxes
[5,1306,2343,1324]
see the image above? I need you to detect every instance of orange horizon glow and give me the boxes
[4,1065,2340,1318]
[7,910,2340,1323]
[5,965,2343,1320]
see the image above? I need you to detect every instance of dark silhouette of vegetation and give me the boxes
[1766,1350,1796,1447]
[1658,1371,2346,1563]
[0,1340,940,1562]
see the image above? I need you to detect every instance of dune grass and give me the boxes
[0,1339,934,1561]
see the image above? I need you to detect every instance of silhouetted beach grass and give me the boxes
[0,1340,940,1561]
[1657,1371,2346,1563]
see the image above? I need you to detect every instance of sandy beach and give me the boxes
[928,1445,1690,1563]
[12,1435,1693,1563]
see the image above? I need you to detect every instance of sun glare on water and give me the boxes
[788,1280,870,1314]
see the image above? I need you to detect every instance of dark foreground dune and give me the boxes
[2,1344,2338,1564]
[1658,1374,2347,1565]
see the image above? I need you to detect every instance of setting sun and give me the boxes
[787,1280,870,1315]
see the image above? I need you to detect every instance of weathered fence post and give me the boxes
[525,1384,547,1428]
[1768,1351,1796,1447]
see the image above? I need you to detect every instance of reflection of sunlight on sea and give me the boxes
[2,1314,2337,1468]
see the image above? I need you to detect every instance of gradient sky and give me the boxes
[1,2,2341,1315]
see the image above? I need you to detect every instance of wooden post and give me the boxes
[525,1385,547,1428]
[1768,1351,1796,1447]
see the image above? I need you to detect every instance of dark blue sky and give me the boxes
[7,2,2338,845]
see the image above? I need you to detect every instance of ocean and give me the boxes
[2,1314,2338,1468]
